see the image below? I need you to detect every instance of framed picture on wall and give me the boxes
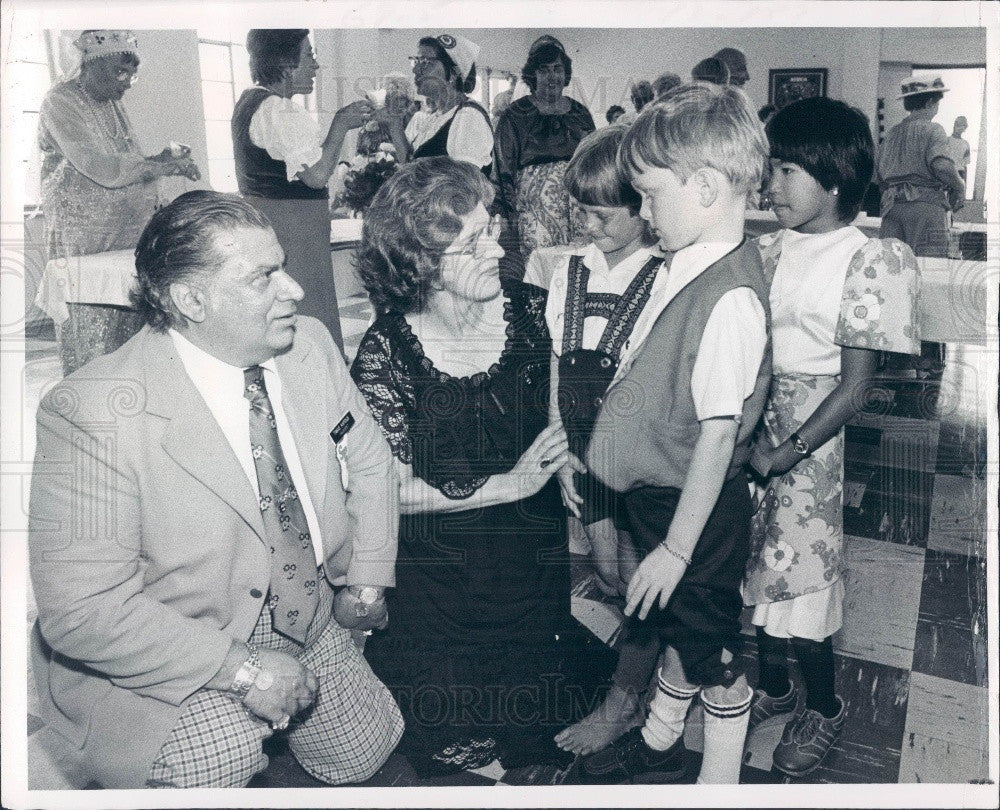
[769,68,828,109]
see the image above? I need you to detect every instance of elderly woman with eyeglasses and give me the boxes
[351,157,614,777]
[375,33,493,171]
[38,29,200,375]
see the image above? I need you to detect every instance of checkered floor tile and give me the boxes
[21,299,991,788]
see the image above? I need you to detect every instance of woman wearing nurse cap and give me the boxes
[376,33,494,172]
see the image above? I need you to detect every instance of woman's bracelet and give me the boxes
[659,541,692,566]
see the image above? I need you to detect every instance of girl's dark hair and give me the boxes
[246,29,309,86]
[132,191,272,331]
[766,96,875,222]
[418,36,476,93]
[903,91,943,112]
[355,157,494,313]
[521,43,572,93]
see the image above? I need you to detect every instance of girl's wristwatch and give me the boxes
[789,432,811,456]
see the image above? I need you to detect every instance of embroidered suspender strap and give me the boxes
[595,255,663,360]
[561,254,591,355]
[583,293,620,320]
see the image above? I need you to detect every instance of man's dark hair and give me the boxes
[903,91,944,112]
[132,191,272,330]
[630,80,654,112]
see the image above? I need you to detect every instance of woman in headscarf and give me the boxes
[38,29,200,375]
[493,35,596,256]
[233,29,373,352]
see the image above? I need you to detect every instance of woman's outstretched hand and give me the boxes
[556,454,586,518]
[506,422,571,500]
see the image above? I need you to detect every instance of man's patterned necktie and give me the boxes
[243,366,319,643]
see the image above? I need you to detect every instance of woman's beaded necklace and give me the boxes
[76,80,134,150]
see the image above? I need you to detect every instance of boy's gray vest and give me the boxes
[585,239,772,491]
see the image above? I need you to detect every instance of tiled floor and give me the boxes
[21,299,992,788]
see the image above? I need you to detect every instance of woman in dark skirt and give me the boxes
[351,157,614,777]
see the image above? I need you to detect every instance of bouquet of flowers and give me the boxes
[337,143,398,214]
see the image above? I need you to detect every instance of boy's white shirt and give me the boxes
[526,240,767,423]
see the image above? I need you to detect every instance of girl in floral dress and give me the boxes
[744,97,921,776]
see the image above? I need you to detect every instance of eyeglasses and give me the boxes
[408,55,440,67]
[442,215,504,256]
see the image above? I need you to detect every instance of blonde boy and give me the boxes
[571,83,770,785]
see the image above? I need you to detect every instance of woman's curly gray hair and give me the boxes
[355,157,494,314]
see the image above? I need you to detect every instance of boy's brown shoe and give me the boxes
[771,697,846,776]
[568,727,687,784]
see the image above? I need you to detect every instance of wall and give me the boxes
[313,27,984,145]
[124,29,211,199]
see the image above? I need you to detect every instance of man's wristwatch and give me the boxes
[789,432,811,457]
[349,585,381,618]
[229,643,262,700]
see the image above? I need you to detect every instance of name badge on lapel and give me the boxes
[330,412,355,490]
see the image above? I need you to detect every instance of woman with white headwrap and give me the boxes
[376,33,493,172]
[38,29,200,375]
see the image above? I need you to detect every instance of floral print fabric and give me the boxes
[834,237,921,354]
[514,161,585,256]
[745,232,920,605]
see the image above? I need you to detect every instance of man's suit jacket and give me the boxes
[28,317,399,788]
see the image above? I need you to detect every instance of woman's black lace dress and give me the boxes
[351,279,614,776]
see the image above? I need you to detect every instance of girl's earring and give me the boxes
[832,188,839,196]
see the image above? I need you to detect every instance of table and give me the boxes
[35,228,990,346]
[35,250,137,325]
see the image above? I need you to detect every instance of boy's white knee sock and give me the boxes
[641,672,699,751]
[697,687,752,784]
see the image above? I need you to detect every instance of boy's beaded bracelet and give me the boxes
[659,542,692,566]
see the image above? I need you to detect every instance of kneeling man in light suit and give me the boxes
[29,190,403,788]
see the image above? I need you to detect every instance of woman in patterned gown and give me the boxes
[493,35,595,258]
[351,157,614,778]
[744,98,921,777]
[38,29,199,375]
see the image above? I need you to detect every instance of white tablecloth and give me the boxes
[34,232,990,346]
[918,256,991,345]
[35,250,137,325]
